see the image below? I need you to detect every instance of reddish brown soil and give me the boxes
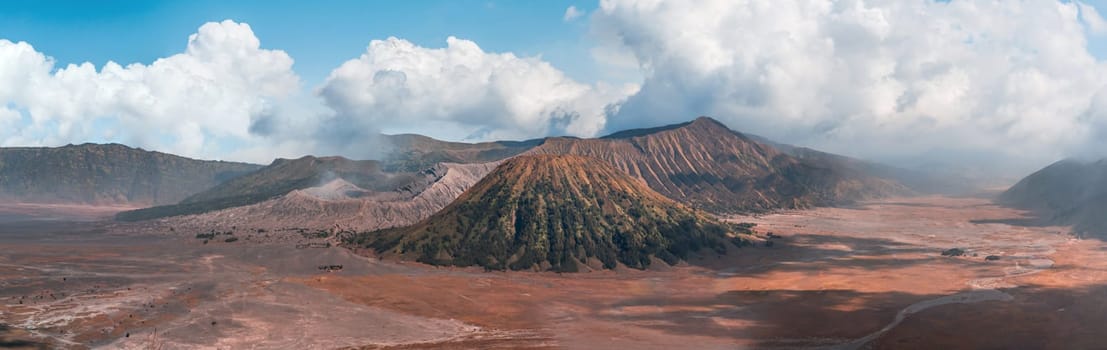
[301,196,1092,349]
[5,196,1104,349]
[874,237,1107,349]
[0,202,135,221]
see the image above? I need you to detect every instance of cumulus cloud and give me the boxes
[0,106,21,137]
[1078,1,1107,35]
[592,0,1107,173]
[7,1,1107,176]
[564,5,584,21]
[316,36,637,155]
[0,20,300,160]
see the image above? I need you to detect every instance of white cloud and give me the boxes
[564,5,584,21]
[0,20,300,161]
[1078,1,1107,35]
[5,2,1107,176]
[0,106,21,141]
[316,36,637,154]
[592,0,1107,172]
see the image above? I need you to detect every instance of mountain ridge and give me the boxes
[525,116,907,213]
[2,116,916,223]
[116,155,422,221]
[0,143,260,206]
[999,158,1107,236]
[149,161,500,232]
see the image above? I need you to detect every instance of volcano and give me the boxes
[354,154,747,272]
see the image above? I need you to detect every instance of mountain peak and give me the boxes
[685,116,743,135]
[601,116,735,140]
[690,115,723,126]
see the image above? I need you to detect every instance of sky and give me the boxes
[2,0,1107,177]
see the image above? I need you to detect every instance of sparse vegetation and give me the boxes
[300,229,330,239]
[318,265,343,272]
[351,155,749,272]
[0,143,260,207]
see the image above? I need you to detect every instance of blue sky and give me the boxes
[0,0,600,85]
[1081,0,1107,58]
[2,0,1107,173]
[3,0,1104,84]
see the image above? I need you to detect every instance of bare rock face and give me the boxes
[300,178,372,201]
[380,116,908,215]
[0,143,260,206]
[354,155,744,272]
[156,162,500,232]
[527,117,907,213]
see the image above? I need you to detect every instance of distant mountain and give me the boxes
[749,136,975,195]
[146,162,500,232]
[0,143,259,206]
[379,134,541,172]
[999,159,1107,236]
[115,116,912,222]
[353,155,743,272]
[116,155,419,221]
[526,117,907,213]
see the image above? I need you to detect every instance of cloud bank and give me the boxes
[592,0,1107,172]
[0,20,635,162]
[2,1,1107,176]
[0,20,299,160]
[315,36,636,155]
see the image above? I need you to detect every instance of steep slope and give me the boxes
[116,156,418,221]
[354,155,743,272]
[526,117,907,213]
[999,159,1107,236]
[0,143,259,205]
[380,134,541,171]
[154,162,500,232]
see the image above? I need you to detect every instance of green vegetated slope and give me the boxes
[353,154,750,272]
[0,143,260,205]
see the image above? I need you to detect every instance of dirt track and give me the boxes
[2,196,1105,349]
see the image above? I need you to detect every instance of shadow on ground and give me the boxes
[0,324,50,349]
[685,233,946,275]
[587,280,1107,349]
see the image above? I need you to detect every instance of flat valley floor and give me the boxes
[2,196,1106,349]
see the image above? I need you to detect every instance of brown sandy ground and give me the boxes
[0,202,135,222]
[300,196,1091,349]
[0,214,489,349]
[2,196,1103,349]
